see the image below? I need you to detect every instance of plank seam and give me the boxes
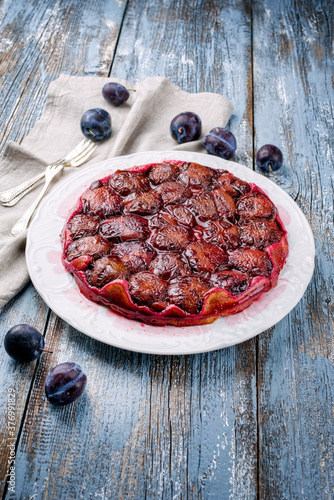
[1,308,52,500]
[108,0,130,77]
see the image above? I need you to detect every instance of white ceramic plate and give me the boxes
[26,151,315,355]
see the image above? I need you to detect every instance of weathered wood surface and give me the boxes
[0,0,333,499]
[253,1,334,498]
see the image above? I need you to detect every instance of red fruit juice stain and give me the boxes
[277,205,291,227]
[46,250,65,274]
[57,183,89,219]
[63,287,99,313]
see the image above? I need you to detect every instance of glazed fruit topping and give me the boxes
[228,248,273,278]
[109,170,150,196]
[150,225,192,252]
[110,241,156,274]
[99,215,149,242]
[128,271,168,306]
[186,192,218,221]
[62,161,288,320]
[81,186,124,219]
[184,241,228,273]
[236,192,277,221]
[155,181,192,205]
[167,205,195,227]
[210,271,250,296]
[213,188,236,221]
[148,163,180,185]
[88,256,131,288]
[179,162,217,189]
[239,220,282,249]
[216,173,251,197]
[66,235,112,262]
[149,253,191,281]
[68,214,99,240]
[200,220,240,250]
[167,276,210,314]
[124,190,163,215]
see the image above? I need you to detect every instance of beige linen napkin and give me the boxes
[0,75,233,308]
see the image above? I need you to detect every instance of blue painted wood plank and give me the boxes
[7,1,258,498]
[0,0,127,496]
[0,0,127,156]
[252,0,334,497]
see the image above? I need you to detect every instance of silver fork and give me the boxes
[0,138,94,206]
[11,141,97,236]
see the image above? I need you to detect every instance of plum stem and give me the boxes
[38,347,53,353]
[127,89,136,92]
[88,128,96,137]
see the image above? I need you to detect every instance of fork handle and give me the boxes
[11,167,62,236]
[0,172,45,204]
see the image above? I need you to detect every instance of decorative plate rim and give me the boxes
[26,150,315,355]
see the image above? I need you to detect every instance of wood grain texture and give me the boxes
[0,0,126,497]
[1,0,333,498]
[3,0,258,499]
[0,284,49,497]
[252,0,334,498]
[0,0,127,156]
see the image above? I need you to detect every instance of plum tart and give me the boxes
[61,161,289,326]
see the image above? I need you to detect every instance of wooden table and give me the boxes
[0,1,333,498]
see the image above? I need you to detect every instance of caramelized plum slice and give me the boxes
[184,241,228,273]
[167,276,210,314]
[216,173,251,197]
[148,212,177,230]
[210,271,250,296]
[239,220,283,249]
[88,256,131,288]
[125,190,163,215]
[99,215,149,242]
[81,186,124,219]
[149,253,191,281]
[67,214,99,240]
[167,205,195,227]
[111,242,156,274]
[66,235,112,262]
[213,189,236,221]
[178,162,217,189]
[148,163,180,185]
[128,272,168,306]
[236,193,277,221]
[150,225,192,252]
[155,181,191,205]
[201,220,240,250]
[229,248,273,278]
[109,170,150,196]
[187,192,218,221]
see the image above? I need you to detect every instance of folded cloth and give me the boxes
[0,75,233,308]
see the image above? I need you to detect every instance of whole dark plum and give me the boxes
[4,324,45,362]
[45,362,87,406]
[203,127,237,160]
[80,108,111,142]
[102,82,130,106]
[170,112,202,144]
[256,144,283,172]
